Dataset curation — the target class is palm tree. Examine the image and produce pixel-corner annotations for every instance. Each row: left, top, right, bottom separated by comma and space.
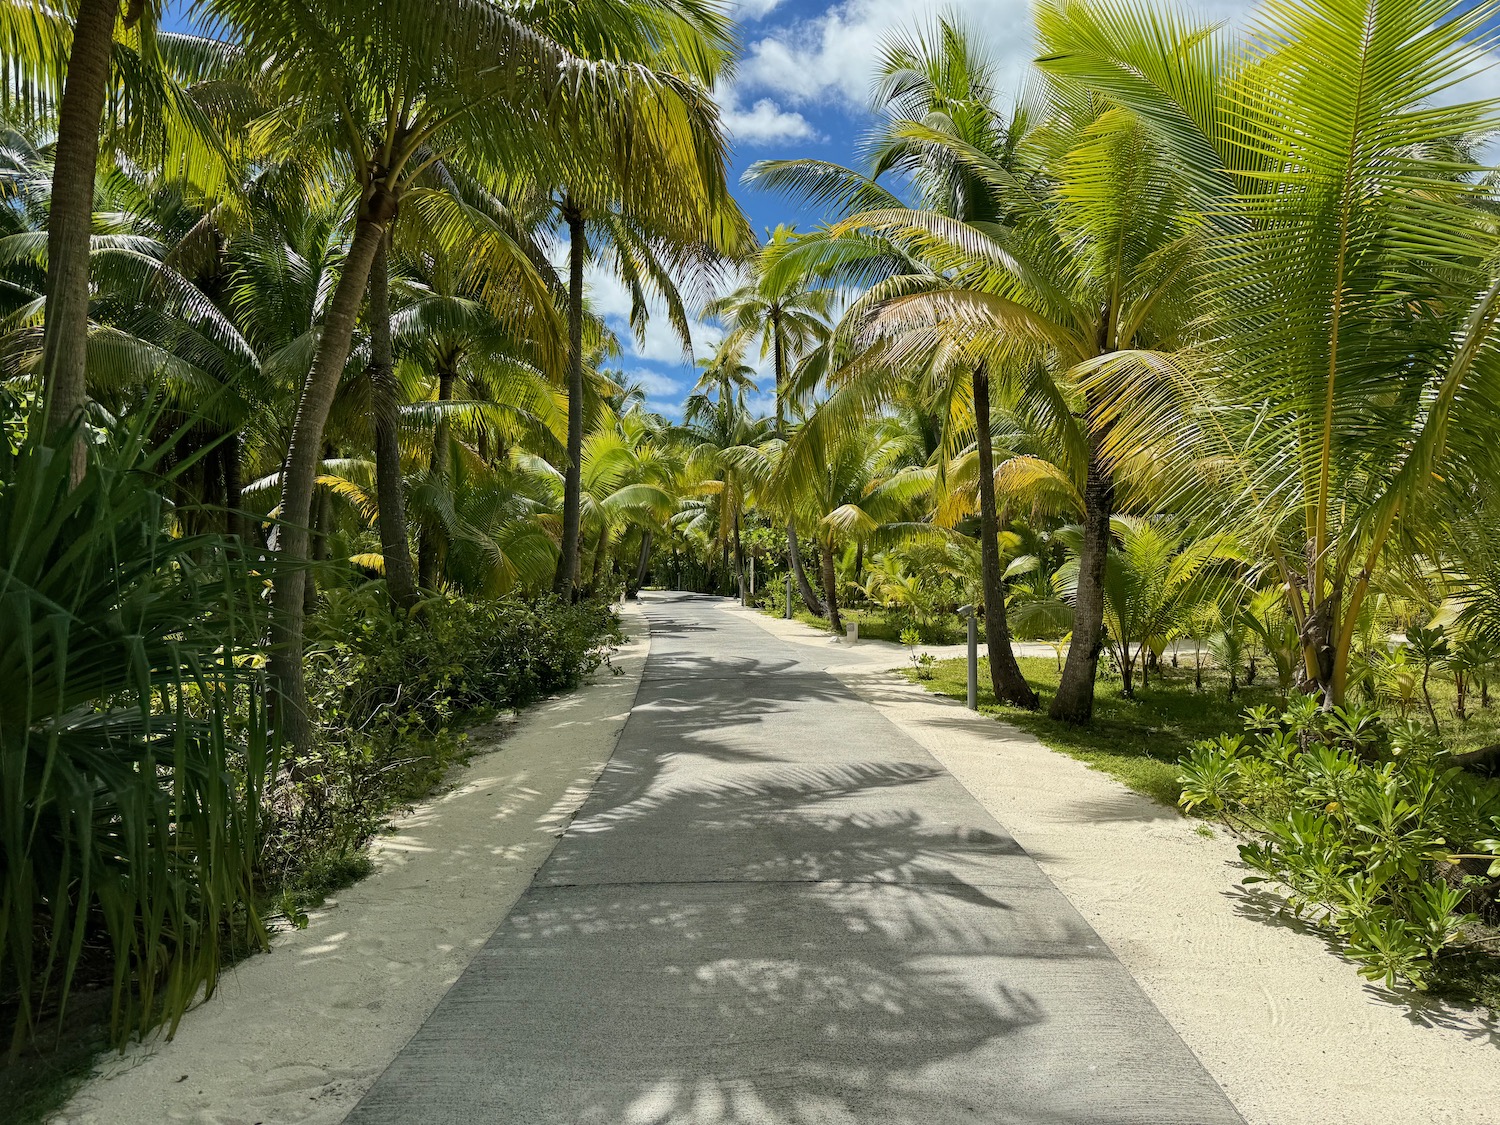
576, 413, 677, 595
705, 226, 835, 613
390, 288, 562, 589
37, 0, 120, 465
677, 372, 772, 601
542, 0, 748, 599
769, 421, 931, 633
747, 20, 1045, 709
1034, 0, 1500, 708
15, 3, 236, 476
822, 52, 1203, 719
1058, 517, 1242, 697
550, 195, 748, 596
204, 0, 739, 748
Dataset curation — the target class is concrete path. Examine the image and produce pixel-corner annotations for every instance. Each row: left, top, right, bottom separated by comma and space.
344, 593, 1242, 1125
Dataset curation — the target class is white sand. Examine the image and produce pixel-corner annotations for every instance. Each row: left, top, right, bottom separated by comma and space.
735, 602, 1500, 1125
53, 606, 648, 1125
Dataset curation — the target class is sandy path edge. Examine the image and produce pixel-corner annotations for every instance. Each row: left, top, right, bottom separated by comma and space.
53, 605, 649, 1125
732, 602, 1500, 1125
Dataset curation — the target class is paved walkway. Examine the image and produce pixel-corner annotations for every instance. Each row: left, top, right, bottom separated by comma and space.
345, 593, 1242, 1125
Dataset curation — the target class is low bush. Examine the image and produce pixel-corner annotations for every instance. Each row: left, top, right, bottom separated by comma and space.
1179, 703, 1500, 992
306, 586, 618, 737
261, 589, 620, 920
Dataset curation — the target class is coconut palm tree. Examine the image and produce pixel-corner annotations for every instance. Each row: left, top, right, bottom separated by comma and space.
10, 3, 240, 476
202, 0, 743, 748
1033, 0, 1500, 708
550, 188, 751, 599
676, 369, 773, 601
774, 423, 931, 633
747, 20, 1047, 709
829, 78, 1204, 720
1056, 517, 1242, 697
704, 226, 834, 613
389, 285, 563, 589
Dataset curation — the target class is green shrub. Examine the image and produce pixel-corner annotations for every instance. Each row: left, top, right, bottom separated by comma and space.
1179, 705, 1500, 990
759, 574, 790, 617
305, 587, 618, 735
258, 589, 621, 916
0, 422, 273, 1049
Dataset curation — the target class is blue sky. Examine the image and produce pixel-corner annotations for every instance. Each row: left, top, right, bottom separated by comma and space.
615, 0, 1220, 416
163, 1, 1500, 418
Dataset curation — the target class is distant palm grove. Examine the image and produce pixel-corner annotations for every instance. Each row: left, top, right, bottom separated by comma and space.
4, 0, 1500, 1082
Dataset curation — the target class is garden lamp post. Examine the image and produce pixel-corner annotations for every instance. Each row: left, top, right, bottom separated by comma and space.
785, 572, 793, 619
958, 604, 978, 710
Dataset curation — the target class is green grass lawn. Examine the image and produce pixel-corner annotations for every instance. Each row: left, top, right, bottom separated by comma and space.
907, 654, 1282, 806
771, 603, 963, 645
904, 651, 1500, 804
1389, 674, 1500, 758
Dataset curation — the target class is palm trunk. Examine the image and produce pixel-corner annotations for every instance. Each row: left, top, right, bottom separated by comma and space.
1050, 432, 1115, 724
223, 430, 245, 544
40, 0, 119, 483
734, 512, 746, 604
269, 200, 393, 752
770, 306, 823, 616
305, 472, 333, 616
788, 523, 825, 616
973, 364, 1038, 709
1297, 572, 1339, 703
821, 537, 843, 634
590, 526, 609, 591
369, 234, 418, 609
418, 365, 456, 587
554, 201, 586, 599
1422, 664, 1441, 732
632, 530, 652, 595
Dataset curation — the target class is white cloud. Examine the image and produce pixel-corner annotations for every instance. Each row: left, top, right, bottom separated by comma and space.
626, 369, 683, 397
738, 0, 1035, 108
644, 398, 686, 420
729, 0, 788, 19
717, 88, 822, 145
580, 261, 714, 364
737, 0, 1252, 109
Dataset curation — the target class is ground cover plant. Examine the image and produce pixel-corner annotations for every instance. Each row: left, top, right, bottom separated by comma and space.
909, 654, 1281, 806
1179, 704, 1500, 1008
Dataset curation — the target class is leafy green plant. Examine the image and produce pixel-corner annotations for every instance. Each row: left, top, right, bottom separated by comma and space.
255, 588, 620, 907
900, 627, 935, 680
1448, 634, 1499, 720
1377, 647, 1420, 720
1177, 736, 1244, 813
1180, 704, 1500, 990
1, 422, 274, 1049
1406, 625, 1451, 732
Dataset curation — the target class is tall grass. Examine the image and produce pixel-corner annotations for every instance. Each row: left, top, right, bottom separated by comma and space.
0, 416, 274, 1052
